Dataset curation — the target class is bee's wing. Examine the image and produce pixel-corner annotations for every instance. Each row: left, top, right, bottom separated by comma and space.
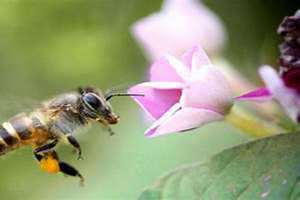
0, 95, 41, 121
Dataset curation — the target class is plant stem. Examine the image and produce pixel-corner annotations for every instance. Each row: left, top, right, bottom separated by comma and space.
225, 106, 285, 138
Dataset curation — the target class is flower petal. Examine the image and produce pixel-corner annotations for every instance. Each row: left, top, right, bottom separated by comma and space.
260, 65, 300, 122
131, 0, 225, 60
213, 59, 256, 94
191, 46, 212, 73
145, 105, 223, 137
181, 65, 233, 114
162, 0, 225, 55
164, 54, 190, 80
128, 83, 182, 120
145, 103, 181, 136
150, 57, 184, 82
130, 13, 168, 60
235, 87, 273, 102
139, 81, 185, 89
181, 46, 211, 71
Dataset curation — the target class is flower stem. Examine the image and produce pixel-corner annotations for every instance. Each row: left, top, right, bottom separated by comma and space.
225, 106, 285, 138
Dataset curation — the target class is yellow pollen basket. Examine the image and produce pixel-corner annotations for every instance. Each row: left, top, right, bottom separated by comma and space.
40, 155, 60, 174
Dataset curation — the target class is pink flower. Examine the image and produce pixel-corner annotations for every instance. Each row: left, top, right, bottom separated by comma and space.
129, 46, 233, 137
237, 65, 300, 123
131, 0, 225, 60
131, 0, 260, 98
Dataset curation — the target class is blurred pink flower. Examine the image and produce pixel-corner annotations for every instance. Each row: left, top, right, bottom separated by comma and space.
131, 0, 225, 60
129, 46, 233, 137
237, 65, 300, 123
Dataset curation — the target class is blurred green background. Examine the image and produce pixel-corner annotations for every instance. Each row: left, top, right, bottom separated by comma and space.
0, 0, 298, 199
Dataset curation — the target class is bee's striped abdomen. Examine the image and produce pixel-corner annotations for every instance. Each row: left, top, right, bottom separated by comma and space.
0, 123, 19, 155
0, 113, 34, 155
9, 114, 33, 140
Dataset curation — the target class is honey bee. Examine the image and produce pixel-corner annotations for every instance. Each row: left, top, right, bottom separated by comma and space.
0, 86, 142, 183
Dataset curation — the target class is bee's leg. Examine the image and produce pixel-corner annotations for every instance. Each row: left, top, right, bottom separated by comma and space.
33, 151, 43, 162
66, 134, 83, 160
33, 150, 84, 185
34, 139, 58, 154
59, 162, 84, 186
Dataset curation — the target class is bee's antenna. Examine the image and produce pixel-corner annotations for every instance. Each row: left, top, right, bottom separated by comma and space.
105, 93, 144, 101
104, 82, 143, 96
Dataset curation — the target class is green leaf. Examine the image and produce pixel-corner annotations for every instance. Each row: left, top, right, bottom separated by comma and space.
139, 133, 300, 200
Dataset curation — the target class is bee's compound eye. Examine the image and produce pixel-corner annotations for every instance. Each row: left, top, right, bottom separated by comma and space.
82, 93, 101, 111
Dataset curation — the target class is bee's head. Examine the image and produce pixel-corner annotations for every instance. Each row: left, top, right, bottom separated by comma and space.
78, 87, 119, 124
78, 86, 144, 125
